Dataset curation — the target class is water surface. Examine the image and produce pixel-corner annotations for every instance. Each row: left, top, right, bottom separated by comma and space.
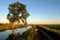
0, 26, 32, 40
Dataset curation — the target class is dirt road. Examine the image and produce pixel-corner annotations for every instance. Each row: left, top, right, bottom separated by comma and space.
33, 25, 60, 40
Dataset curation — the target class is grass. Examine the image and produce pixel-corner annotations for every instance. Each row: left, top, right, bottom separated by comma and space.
0, 23, 60, 36
0, 23, 28, 32
6, 25, 36, 40
0, 23, 36, 40
20, 25, 36, 40
0, 24, 60, 40
41, 25, 60, 30
39, 25, 60, 35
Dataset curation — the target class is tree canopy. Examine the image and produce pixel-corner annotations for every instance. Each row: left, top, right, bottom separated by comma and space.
7, 2, 30, 25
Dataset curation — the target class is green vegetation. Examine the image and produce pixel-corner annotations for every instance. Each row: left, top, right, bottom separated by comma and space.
39, 25, 60, 35
0, 23, 9, 31
41, 25, 60, 30
0, 23, 28, 32
20, 25, 36, 40
7, 2, 30, 27
6, 25, 36, 40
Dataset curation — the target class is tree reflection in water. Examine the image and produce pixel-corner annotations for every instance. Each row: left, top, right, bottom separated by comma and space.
6, 33, 21, 40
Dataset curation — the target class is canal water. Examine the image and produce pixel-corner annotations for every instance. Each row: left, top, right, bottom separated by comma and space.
0, 26, 32, 40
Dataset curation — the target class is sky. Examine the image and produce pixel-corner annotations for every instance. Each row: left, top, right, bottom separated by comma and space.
0, 0, 60, 24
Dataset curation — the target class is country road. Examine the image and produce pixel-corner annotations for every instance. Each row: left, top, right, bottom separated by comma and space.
33, 25, 60, 40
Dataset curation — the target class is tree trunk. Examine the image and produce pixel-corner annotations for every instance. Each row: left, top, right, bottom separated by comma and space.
11, 22, 16, 35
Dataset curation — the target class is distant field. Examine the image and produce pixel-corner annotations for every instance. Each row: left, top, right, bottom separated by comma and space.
0, 23, 27, 32
0, 23, 60, 35
41, 25, 60, 30
39, 25, 60, 35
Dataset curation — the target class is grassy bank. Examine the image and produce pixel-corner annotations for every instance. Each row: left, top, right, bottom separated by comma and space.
39, 25, 60, 35
41, 25, 60, 30
6, 25, 36, 40
20, 25, 36, 40
0, 24, 28, 32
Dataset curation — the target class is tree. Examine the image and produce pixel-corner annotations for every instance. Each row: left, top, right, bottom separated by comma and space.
7, 2, 30, 33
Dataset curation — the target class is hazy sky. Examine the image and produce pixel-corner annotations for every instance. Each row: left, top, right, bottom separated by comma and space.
0, 0, 60, 24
